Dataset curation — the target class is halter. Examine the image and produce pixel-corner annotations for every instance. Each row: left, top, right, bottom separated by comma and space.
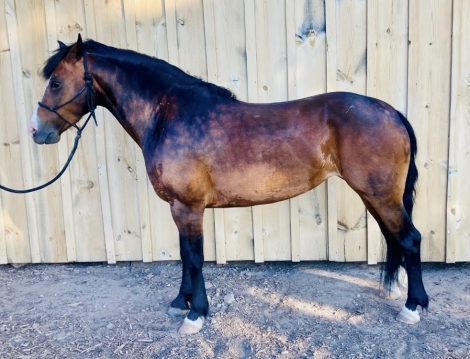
38, 51, 98, 130
0, 52, 97, 194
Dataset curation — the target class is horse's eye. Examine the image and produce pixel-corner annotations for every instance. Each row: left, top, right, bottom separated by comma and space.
50, 81, 61, 89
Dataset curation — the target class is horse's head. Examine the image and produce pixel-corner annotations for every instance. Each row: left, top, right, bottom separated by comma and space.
29, 34, 92, 144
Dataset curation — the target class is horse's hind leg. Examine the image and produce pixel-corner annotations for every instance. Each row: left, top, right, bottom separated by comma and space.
363, 203, 403, 299
360, 195, 429, 324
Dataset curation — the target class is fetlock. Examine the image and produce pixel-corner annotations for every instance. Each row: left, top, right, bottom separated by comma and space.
171, 293, 190, 311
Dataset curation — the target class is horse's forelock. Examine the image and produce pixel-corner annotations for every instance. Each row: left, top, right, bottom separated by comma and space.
42, 44, 73, 79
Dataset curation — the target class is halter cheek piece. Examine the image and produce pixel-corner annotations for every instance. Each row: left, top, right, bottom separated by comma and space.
0, 52, 97, 194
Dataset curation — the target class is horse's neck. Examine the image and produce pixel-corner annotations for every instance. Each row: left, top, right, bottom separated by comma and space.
93, 66, 162, 147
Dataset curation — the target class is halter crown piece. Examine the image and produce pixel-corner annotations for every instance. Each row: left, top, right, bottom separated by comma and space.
0, 51, 97, 194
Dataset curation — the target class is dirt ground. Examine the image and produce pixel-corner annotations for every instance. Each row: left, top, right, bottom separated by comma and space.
0, 261, 469, 359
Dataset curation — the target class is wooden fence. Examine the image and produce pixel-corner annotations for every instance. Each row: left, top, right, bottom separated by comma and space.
0, 0, 468, 264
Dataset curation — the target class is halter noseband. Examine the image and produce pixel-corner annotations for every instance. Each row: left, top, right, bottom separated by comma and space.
0, 52, 97, 194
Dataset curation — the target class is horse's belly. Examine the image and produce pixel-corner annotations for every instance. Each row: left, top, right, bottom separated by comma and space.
209, 163, 328, 207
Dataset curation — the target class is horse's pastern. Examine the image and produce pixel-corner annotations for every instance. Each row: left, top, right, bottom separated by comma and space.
167, 306, 189, 316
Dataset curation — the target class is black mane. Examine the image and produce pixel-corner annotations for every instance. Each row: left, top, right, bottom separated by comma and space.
42, 39, 235, 100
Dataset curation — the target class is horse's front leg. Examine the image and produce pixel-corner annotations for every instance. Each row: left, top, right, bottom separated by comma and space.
167, 236, 192, 316
169, 201, 208, 334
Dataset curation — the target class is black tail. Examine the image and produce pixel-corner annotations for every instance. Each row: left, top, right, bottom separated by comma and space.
397, 111, 418, 218
382, 111, 418, 290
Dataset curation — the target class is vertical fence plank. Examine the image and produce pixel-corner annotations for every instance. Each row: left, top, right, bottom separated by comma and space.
0, 0, 30, 264
213, 210, 226, 264
366, 0, 409, 264
122, 0, 152, 262
294, 0, 328, 261
206, 0, 254, 262
164, 0, 179, 66
187, 0, 216, 263
285, 1, 300, 262
174, 0, 207, 78
0, 37, 6, 264
49, 0, 107, 263
209, 0, 249, 100
203, 211, 216, 261
0, 195, 5, 264
142, 0, 180, 262
82, 0, 116, 264
166, 0, 217, 262
244, 0, 264, 263
145, 0, 179, 262
127, 0, 180, 262
201, 0, 225, 263
202, 0, 217, 85
175, 0, 217, 262
43, 0, 77, 262
447, 0, 470, 263
408, 1, 452, 262
8, 0, 67, 263
201, 2, 218, 263
331, 0, 367, 262
254, 0, 291, 261
4, 0, 39, 264
29, 0, 69, 263
91, 0, 143, 262
325, 0, 338, 262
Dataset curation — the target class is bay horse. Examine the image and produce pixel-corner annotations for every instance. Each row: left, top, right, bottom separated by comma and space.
29, 35, 428, 334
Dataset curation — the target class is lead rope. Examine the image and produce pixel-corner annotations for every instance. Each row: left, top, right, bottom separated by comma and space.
0, 52, 97, 194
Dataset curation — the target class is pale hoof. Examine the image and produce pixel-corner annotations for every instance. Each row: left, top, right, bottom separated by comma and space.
178, 316, 204, 335
167, 306, 189, 316
396, 305, 420, 324
380, 282, 401, 300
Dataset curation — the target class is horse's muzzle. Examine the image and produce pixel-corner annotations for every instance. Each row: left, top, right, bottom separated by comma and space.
32, 130, 61, 144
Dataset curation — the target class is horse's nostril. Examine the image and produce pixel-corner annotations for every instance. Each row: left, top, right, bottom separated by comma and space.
28, 125, 37, 136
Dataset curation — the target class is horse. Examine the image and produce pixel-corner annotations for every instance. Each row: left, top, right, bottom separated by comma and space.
29, 34, 428, 334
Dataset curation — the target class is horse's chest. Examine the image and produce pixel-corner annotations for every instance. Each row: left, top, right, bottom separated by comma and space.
145, 161, 170, 200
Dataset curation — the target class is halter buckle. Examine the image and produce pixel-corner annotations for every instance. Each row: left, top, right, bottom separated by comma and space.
84, 73, 93, 85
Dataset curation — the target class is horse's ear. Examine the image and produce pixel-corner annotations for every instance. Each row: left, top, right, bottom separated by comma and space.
66, 33, 84, 60
57, 40, 67, 50
75, 33, 84, 58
